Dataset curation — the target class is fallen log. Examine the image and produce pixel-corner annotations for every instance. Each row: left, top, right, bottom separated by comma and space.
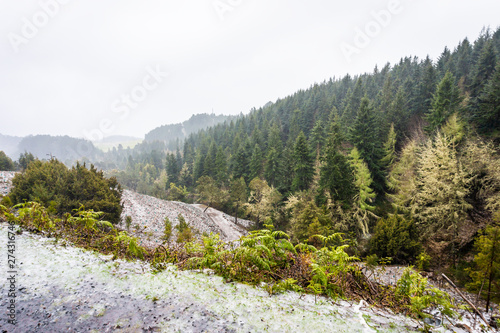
441, 273, 490, 328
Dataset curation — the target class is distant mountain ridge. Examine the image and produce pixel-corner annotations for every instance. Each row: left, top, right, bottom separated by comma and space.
16, 135, 102, 164
144, 113, 237, 147
0, 134, 22, 158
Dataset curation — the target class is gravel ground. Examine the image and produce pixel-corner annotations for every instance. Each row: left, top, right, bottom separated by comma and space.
120, 190, 253, 248
363, 264, 499, 331
0, 171, 16, 196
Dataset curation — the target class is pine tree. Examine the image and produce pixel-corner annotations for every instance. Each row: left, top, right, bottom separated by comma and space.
436, 46, 452, 76
387, 87, 408, 139
319, 109, 355, 206
380, 123, 397, 174
470, 40, 498, 100
214, 146, 228, 185
417, 57, 437, 116
165, 153, 179, 186
292, 131, 314, 192
349, 97, 384, 192
348, 147, 376, 212
203, 142, 217, 178
249, 144, 264, 180
341, 78, 365, 127
412, 132, 472, 258
477, 61, 500, 132
232, 141, 251, 183
454, 38, 473, 87
310, 120, 326, 157
264, 147, 281, 188
426, 71, 463, 133
230, 177, 247, 224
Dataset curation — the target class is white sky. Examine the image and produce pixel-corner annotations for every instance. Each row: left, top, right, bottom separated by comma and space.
0, 0, 499, 140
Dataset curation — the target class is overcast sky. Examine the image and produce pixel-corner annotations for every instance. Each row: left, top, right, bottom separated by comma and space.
0, 0, 499, 141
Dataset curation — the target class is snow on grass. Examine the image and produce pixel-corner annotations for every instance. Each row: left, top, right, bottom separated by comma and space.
1, 223, 419, 332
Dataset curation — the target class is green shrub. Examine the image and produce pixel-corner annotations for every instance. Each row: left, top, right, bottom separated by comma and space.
9, 159, 122, 223
370, 214, 421, 264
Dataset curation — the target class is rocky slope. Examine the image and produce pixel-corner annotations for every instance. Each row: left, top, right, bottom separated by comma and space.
120, 190, 252, 248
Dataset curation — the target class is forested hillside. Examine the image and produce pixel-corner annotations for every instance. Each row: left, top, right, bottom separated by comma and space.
110, 27, 500, 277
144, 113, 237, 149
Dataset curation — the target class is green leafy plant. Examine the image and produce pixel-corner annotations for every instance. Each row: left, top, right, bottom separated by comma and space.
396, 267, 456, 330
416, 251, 432, 271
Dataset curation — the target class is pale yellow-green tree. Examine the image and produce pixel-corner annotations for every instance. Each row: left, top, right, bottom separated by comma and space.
387, 139, 420, 212
411, 132, 472, 255
245, 177, 281, 225
196, 175, 228, 212
348, 148, 376, 212
348, 148, 375, 238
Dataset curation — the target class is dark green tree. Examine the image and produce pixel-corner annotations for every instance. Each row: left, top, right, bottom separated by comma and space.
319, 109, 355, 206
249, 144, 264, 180
0, 151, 15, 171
230, 177, 247, 224
341, 78, 365, 127
349, 97, 384, 192
426, 71, 463, 133
232, 141, 251, 183
166, 153, 179, 186
292, 131, 314, 192
470, 40, 498, 100
310, 119, 326, 157
477, 61, 500, 132
416, 56, 437, 116
214, 146, 228, 186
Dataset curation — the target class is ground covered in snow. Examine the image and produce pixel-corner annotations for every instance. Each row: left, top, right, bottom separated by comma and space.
0, 223, 425, 333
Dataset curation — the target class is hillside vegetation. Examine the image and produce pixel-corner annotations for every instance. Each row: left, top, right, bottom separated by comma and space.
2, 27, 500, 321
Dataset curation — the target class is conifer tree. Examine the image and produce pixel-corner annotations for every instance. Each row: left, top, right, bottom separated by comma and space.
232, 140, 251, 183
319, 109, 355, 206
417, 57, 437, 115
426, 71, 463, 133
380, 123, 397, 177
350, 97, 384, 192
230, 177, 247, 224
310, 120, 326, 157
387, 88, 408, 139
264, 147, 281, 188
341, 78, 365, 127
214, 146, 228, 185
477, 61, 500, 132
470, 40, 498, 100
249, 144, 264, 180
348, 148, 376, 212
165, 153, 179, 186
292, 131, 314, 192
412, 132, 472, 257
